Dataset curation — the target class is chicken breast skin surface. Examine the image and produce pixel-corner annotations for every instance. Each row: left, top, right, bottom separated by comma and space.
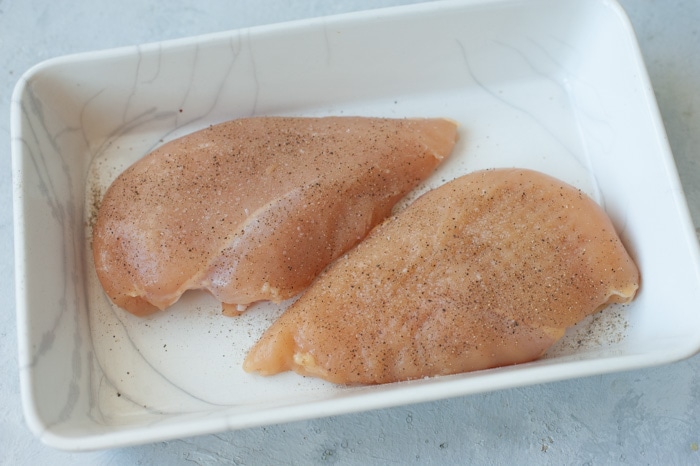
92, 116, 458, 316
244, 168, 640, 385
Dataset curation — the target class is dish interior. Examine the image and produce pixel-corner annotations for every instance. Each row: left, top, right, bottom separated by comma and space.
13, 0, 700, 450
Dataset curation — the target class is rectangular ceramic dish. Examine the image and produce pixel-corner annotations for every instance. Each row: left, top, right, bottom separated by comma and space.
12, 0, 700, 450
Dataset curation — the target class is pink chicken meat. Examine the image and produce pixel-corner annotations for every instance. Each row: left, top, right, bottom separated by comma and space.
92, 116, 458, 316
244, 168, 640, 385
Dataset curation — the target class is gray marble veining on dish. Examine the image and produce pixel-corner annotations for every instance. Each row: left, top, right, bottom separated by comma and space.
14, 77, 92, 432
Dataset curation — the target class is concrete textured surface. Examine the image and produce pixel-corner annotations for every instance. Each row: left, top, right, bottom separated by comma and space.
1, 0, 699, 463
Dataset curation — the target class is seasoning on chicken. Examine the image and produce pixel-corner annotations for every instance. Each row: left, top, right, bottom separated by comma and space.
92, 116, 458, 316
244, 168, 640, 385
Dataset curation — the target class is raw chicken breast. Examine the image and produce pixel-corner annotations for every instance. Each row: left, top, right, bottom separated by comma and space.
92, 116, 458, 316
244, 168, 640, 385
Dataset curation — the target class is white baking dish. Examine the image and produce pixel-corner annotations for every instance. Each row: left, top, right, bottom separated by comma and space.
12, 0, 700, 450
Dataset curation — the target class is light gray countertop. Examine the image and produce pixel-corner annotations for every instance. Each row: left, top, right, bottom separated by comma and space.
1, 0, 699, 463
